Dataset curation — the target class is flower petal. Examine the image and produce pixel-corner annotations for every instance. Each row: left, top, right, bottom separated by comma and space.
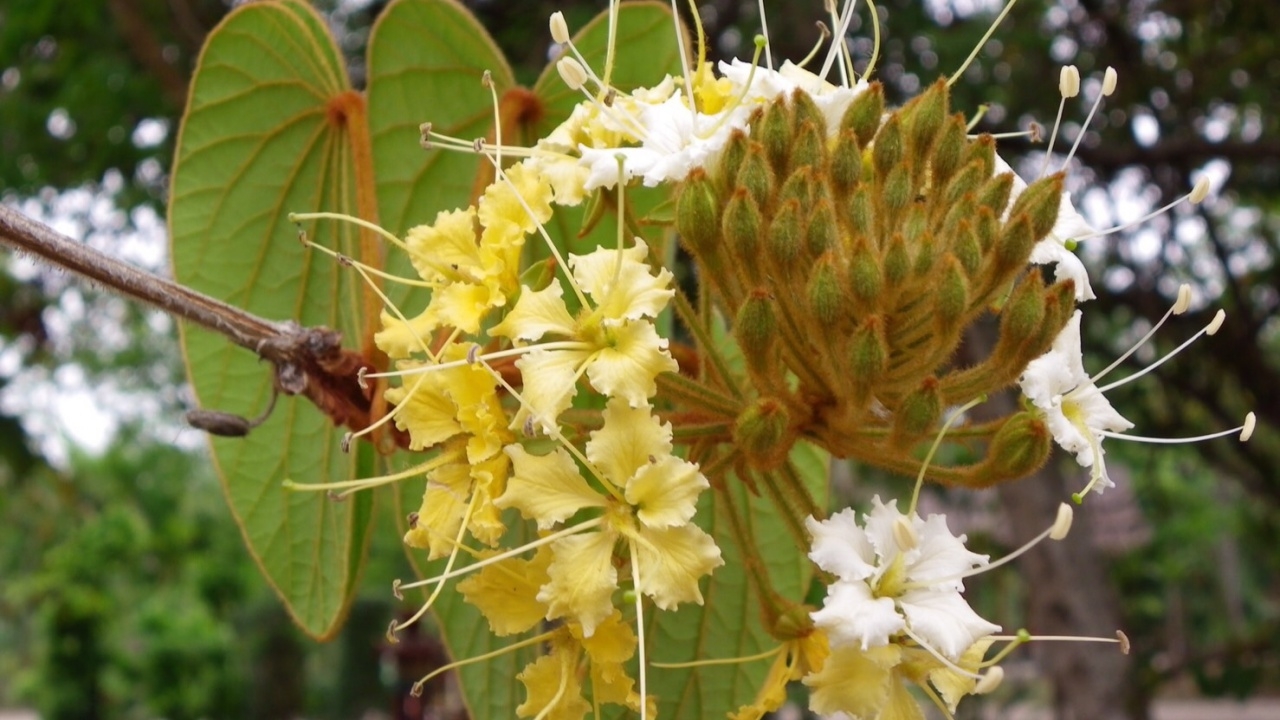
539, 531, 619, 637
811, 580, 905, 650
586, 397, 672, 491
490, 282, 577, 341
898, 588, 1001, 660
633, 524, 723, 610
498, 445, 605, 530
802, 644, 901, 718
806, 509, 877, 581
627, 455, 707, 529
584, 321, 678, 404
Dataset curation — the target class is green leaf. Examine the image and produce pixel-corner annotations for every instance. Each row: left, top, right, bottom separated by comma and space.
168, 0, 373, 639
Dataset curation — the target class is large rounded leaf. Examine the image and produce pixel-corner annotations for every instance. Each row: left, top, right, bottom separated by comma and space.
168, 0, 374, 639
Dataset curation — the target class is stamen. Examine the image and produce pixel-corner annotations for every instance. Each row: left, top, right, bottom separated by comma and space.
948, 0, 1023, 87
756, 0, 774, 70
795, 22, 833, 70
281, 452, 457, 497
863, 0, 882, 79
892, 515, 918, 551
548, 11, 570, 44
1097, 413, 1254, 445
669, 0, 696, 118
901, 627, 984, 681
1039, 65, 1080, 177
393, 492, 483, 634
602, 0, 620, 89
630, 539, 649, 720
651, 645, 784, 668
557, 57, 589, 91
1073, 180, 1214, 242
362, 342, 590, 381
410, 632, 552, 697
908, 502, 1074, 587
965, 104, 989, 131
973, 666, 1004, 694
1049, 503, 1074, 540
1090, 283, 1192, 384
1096, 307, 1224, 392
816, 0, 858, 89
1060, 67, 1117, 171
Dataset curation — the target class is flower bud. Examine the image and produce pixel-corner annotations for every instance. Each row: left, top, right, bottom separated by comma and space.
830, 129, 864, 196
735, 290, 779, 362
736, 143, 774, 209
716, 129, 750, 190
723, 188, 762, 261
1009, 174, 1064, 242
935, 256, 969, 323
808, 255, 845, 326
767, 199, 804, 267
676, 169, 720, 253
848, 236, 883, 308
1101, 66, 1118, 96
999, 274, 1048, 347
841, 81, 885, 148
930, 115, 968, 189
906, 79, 949, 159
983, 411, 1052, 483
808, 198, 838, 256
849, 316, 888, 381
790, 120, 825, 173
872, 115, 905, 183
734, 397, 793, 469
895, 377, 942, 440
760, 98, 793, 174
1189, 175, 1211, 204
883, 234, 910, 286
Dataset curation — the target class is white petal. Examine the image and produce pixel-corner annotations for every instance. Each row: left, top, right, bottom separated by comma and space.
811, 580, 904, 650
862, 496, 909, 566
899, 589, 1001, 660
907, 514, 989, 591
806, 509, 877, 581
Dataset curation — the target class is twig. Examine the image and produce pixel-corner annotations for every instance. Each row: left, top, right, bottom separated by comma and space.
0, 203, 377, 434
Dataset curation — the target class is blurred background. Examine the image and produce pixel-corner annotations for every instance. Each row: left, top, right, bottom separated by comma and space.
1, 0, 1276, 718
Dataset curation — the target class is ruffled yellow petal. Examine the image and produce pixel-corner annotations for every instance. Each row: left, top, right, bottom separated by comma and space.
585, 321, 679, 404
880, 675, 926, 720
404, 462, 470, 559
479, 161, 553, 236
633, 524, 722, 610
511, 346, 589, 434
457, 548, 551, 636
585, 398, 672, 491
570, 241, 674, 322
573, 610, 637, 668
403, 207, 478, 281
539, 531, 618, 637
497, 445, 605, 530
426, 281, 502, 335
803, 644, 901, 717
515, 645, 591, 720
467, 452, 510, 547
384, 372, 461, 451
627, 455, 707, 529
928, 638, 993, 713
374, 307, 436, 359
490, 282, 577, 341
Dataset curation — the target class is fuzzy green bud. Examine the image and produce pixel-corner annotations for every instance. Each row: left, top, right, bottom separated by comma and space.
734, 397, 793, 469
983, 411, 1051, 483
723, 188, 763, 261
999, 274, 1048, 347
717, 129, 750, 191
831, 129, 863, 196
518, 256, 557, 293
1009, 174, 1065, 242
848, 236, 883, 308
768, 199, 804, 267
847, 186, 873, 239
760, 99, 792, 174
808, 255, 845, 326
930, 115, 968, 189
675, 169, 720, 253
790, 88, 825, 137
906, 79, 949, 159
841, 82, 885, 148
950, 220, 982, 276
976, 171, 1014, 218
995, 215, 1036, 270
942, 161, 984, 210
935, 255, 969, 323
883, 234, 910, 286
849, 315, 888, 381
959, 134, 996, 180
790, 120, 826, 173
808, 198, 838, 256
895, 376, 942, 440
736, 143, 774, 209
872, 115, 905, 183
779, 167, 816, 209
734, 289, 779, 361
882, 164, 913, 221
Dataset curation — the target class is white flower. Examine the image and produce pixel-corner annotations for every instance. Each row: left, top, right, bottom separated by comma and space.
995, 155, 1097, 302
578, 60, 867, 190
1019, 310, 1134, 492
806, 497, 1000, 660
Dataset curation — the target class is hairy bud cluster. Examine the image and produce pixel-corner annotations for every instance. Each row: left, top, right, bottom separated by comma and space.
677, 80, 1071, 483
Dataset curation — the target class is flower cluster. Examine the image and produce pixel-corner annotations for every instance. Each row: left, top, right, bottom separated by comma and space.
286, 1, 1254, 717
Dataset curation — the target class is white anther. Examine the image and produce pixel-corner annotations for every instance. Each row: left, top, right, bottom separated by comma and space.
549, 12, 570, 44
892, 516, 918, 551
1190, 176, 1211, 204
481, 69, 493, 88
1059, 65, 1080, 98
974, 667, 1005, 694
466, 344, 480, 365
1240, 412, 1256, 442
557, 57, 588, 90
1116, 630, 1131, 655
1050, 503, 1074, 540
1101, 66, 1118, 96
1173, 284, 1192, 315
1206, 309, 1226, 335
419, 122, 433, 148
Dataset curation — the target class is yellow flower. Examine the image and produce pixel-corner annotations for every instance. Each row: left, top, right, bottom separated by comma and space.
496, 398, 722, 636
491, 239, 679, 434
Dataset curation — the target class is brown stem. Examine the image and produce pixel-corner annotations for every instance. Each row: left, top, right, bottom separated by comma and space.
0, 203, 379, 435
